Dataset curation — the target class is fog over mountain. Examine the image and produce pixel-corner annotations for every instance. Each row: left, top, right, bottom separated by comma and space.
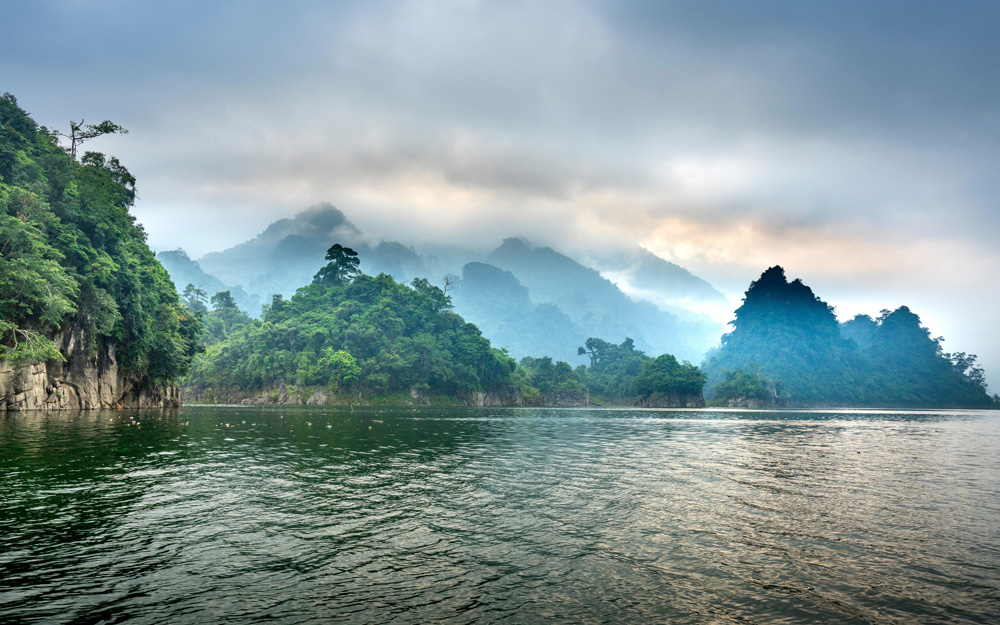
5, 1, 999, 389
171, 203, 724, 364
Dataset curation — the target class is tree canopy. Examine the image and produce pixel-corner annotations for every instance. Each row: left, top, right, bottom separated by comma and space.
0, 93, 199, 382
703, 266, 995, 407
185, 262, 519, 400
313, 244, 361, 286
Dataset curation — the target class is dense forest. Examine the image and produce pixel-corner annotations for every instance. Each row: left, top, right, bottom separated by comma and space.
0, 93, 199, 391
703, 266, 997, 408
182, 245, 707, 407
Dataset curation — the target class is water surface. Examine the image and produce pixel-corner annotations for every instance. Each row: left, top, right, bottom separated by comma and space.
2, 406, 998, 624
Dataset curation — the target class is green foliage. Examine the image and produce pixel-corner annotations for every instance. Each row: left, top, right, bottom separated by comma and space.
182, 283, 208, 313
711, 364, 782, 405
704, 266, 994, 407
573, 336, 706, 403
0, 94, 198, 385
186, 267, 518, 399
518, 356, 584, 398
313, 244, 360, 286
635, 353, 707, 398
577, 337, 644, 400
0, 320, 62, 367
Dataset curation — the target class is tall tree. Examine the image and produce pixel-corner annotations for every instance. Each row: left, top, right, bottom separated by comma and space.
56, 119, 128, 161
313, 244, 361, 286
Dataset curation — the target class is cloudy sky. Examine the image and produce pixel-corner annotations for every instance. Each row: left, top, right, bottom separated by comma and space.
4, 0, 1000, 388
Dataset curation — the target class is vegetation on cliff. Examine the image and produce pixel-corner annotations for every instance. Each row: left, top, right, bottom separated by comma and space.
0, 93, 200, 385
703, 266, 996, 407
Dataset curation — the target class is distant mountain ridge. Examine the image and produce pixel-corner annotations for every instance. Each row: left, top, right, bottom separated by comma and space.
479, 237, 717, 362
589, 246, 728, 314
159, 203, 726, 363
197, 203, 428, 301
156, 250, 260, 314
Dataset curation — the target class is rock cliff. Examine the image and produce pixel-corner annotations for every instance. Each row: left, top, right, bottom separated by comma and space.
0, 330, 179, 411
636, 393, 706, 408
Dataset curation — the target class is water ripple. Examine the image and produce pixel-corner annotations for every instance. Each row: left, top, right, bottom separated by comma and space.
1, 407, 998, 624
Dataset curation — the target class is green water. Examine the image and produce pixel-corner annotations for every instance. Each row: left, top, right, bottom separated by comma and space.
1, 406, 998, 624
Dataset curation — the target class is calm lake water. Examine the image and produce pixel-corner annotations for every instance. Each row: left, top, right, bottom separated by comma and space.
1, 406, 998, 624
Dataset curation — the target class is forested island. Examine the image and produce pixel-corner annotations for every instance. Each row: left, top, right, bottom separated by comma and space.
703, 266, 997, 408
180, 245, 706, 407
1, 93, 996, 411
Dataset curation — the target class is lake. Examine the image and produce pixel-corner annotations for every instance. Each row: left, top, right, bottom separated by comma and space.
1, 406, 998, 624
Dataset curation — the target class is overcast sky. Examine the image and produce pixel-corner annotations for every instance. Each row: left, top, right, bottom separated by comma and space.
4, 0, 999, 388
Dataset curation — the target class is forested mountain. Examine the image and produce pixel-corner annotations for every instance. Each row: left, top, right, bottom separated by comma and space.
156, 249, 260, 314
197, 203, 428, 301
450, 262, 586, 363
0, 93, 199, 409
184, 269, 519, 403
484, 238, 720, 362
160, 204, 725, 363
183, 245, 708, 407
703, 266, 995, 407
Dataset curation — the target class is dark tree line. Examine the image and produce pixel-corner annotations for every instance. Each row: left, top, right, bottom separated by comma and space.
704, 266, 996, 408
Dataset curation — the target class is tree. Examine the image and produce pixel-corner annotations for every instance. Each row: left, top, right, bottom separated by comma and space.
57, 119, 128, 161
80, 152, 136, 206
313, 244, 361, 286
210, 290, 238, 311
636, 354, 706, 398
182, 283, 208, 313
0, 95, 197, 385
411, 277, 452, 312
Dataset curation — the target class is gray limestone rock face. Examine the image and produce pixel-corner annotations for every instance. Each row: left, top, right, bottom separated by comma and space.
306, 390, 328, 406
0, 329, 179, 412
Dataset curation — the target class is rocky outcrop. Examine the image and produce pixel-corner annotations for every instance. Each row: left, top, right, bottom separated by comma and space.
636, 393, 706, 408
723, 396, 787, 409
306, 390, 328, 405
463, 388, 524, 407
0, 330, 179, 412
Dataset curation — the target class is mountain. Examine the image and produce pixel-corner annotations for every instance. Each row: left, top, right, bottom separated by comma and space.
588, 246, 728, 313
184, 272, 521, 405
450, 262, 586, 363
197, 203, 428, 301
161, 204, 726, 364
156, 250, 261, 314
702, 266, 995, 407
485, 238, 720, 363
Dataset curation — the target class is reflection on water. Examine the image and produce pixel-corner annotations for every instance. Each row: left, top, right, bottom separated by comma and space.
1, 406, 998, 624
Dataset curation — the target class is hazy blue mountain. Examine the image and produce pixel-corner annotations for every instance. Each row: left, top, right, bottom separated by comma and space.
450, 262, 587, 363
156, 250, 261, 314
197, 203, 428, 300
702, 266, 994, 407
485, 238, 720, 362
588, 246, 727, 313
184, 204, 725, 363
